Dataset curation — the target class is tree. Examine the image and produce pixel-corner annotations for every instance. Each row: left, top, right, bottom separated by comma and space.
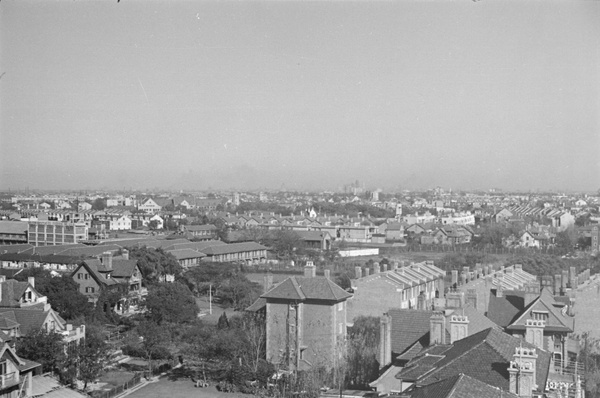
148, 220, 159, 230
218, 275, 262, 310
16, 270, 92, 320
345, 316, 380, 388
578, 332, 600, 397
91, 198, 106, 210
127, 246, 182, 282
16, 330, 65, 374
555, 227, 577, 252
143, 282, 197, 325
138, 320, 170, 375
78, 325, 109, 390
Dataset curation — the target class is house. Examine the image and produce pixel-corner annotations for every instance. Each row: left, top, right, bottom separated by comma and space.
247, 263, 352, 370
137, 198, 162, 214
399, 373, 518, 398
494, 208, 513, 223
199, 242, 268, 264
0, 276, 85, 344
71, 251, 145, 313
109, 215, 131, 231
487, 283, 575, 373
430, 225, 472, 245
402, 212, 436, 225
0, 342, 41, 398
440, 212, 475, 226
181, 224, 217, 240
388, 328, 552, 397
0, 221, 28, 245
348, 261, 445, 320
294, 231, 332, 250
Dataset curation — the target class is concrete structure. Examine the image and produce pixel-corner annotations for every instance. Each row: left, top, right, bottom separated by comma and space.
27, 221, 88, 246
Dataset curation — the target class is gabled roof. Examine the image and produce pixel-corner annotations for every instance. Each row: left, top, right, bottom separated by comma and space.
396, 328, 551, 392
262, 276, 352, 302
168, 249, 206, 261
507, 288, 574, 333
110, 259, 140, 278
0, 279, 33, 307
0, 307, 58, 335
405, 373, 519, 398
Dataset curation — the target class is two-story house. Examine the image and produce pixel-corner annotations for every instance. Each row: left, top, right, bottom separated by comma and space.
0, 342, 41, 398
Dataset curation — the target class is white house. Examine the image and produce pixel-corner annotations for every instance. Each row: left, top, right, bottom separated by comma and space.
138, 198, 162, 214
109, 215, 132, 231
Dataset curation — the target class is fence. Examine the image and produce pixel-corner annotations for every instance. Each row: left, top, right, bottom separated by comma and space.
91, 372, 143, 398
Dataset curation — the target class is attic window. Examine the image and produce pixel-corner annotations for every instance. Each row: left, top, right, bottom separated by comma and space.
531, 311, 549, 321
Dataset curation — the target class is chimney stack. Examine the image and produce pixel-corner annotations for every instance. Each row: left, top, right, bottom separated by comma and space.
466, 289, 477, 309
324, 269, 331, 280
264, 273, 273, 293
303, 261, 316, 278
379, 314, 392, 368
28, 276, 35, 288
0, 275, 5, 283
122, 249, 129, 260
373, 262, 380, 274
496, 273, 504, 297
449, 314, 469, 343
524, 281, 540, 307
355, 266, 362, 279
102, 252, 113, 270
429, 311, 446, 345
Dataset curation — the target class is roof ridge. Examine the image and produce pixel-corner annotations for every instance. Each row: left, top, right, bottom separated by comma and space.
447, 373, 464, 398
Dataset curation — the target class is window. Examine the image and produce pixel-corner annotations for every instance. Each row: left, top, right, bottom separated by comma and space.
85, 287, 95, 293
0, 360, 6, 375
77, 273, 82, 280
84, 274, 89, 280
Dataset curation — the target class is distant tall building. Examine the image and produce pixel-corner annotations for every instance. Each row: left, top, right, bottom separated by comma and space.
232, 192, 240, 206
396, 203, 403, 217
28, 221, 88, 246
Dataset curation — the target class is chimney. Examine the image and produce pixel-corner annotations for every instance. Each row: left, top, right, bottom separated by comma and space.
554, 274, 562, 296
324, 269, 331, 280
373, 262, 380, 274
379, 314, 392, 368
0, 275, 5, 283
391, 262, 398, 271
561, 270, 569, 291
355, 266, 363, 279
524, 282, 540, 307
122, 249, 129, 260
382, 263, 388, 272
364, 268, 370, 277
102, 252, 113, 270
569, 266, 577, 281
496, 273, 504, 297
446, 291, 464, 309
514, 264, 522, 272
28, 276, 35, 288
264, 273, 273, 293
429, 311, 446, 345
525, 319, 545, 349
417, 292, 425, 310
466, 289, 477, 309
449, 314, 469, 343
509, 346, 537, 397
303, 261, 316, 278
451, 270, 458, 287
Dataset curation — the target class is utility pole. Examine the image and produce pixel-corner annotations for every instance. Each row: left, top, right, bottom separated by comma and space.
209, 284, 212, 315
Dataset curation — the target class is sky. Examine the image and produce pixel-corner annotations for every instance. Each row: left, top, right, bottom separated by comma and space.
1, 0, 598, 192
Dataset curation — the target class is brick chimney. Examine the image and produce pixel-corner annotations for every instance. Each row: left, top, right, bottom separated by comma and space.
509, 346, 538, 397
304, 261, 316, 278
355, 266, 362, 279
28, 276, 35, 288
122, 249, 129, 260
324, 269, 331, 280
379, 314, 392, 368
373, 262, 380, 274
466, 289, 477, 309
451, 270, 458, 286
524, 282, 540, 308
0, 275, 6, 283
449, 314, 469, 343
101, 252, 113, 270
445, 291, 464, 309
496, 273, 504, 297
429, 311, 446, 345
264, 273, 273, 293
417, 292, 425, 310
525, 319, 545, 349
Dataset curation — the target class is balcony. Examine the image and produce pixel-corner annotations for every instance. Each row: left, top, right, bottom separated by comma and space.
0, 372, 19, 389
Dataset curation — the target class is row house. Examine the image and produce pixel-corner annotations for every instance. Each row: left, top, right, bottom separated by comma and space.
402, 212, 436, 225
200, 242, 268, 264
0, 222, 28, 245
180, 224, 218, 240
348, 261, 446, 321
440, 211, 475, 226
0, 253, 80, 272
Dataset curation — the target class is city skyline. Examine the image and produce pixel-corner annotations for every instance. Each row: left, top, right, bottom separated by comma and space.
1, 1, 599, 192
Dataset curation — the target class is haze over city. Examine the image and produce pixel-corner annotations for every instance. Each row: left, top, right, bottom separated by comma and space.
1, 1, 598, 192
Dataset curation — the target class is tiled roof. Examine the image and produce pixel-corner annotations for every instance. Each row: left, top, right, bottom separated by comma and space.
0, 244, 34, 254
262, 276, 352, 302
0, 221, 27, 234
0, 279, 29, 307
110, 259, 139, 278
0, 307, 52, 335
167, 249, 206, 260
507, 288, 574, 333
397, 327, 551, 392
406, 373, 519, 398
200, 242, 268, 256
388, 309, 438, 356
486, 290, 524, 327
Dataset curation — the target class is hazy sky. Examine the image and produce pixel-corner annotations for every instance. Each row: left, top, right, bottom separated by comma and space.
1, 1, 598, 192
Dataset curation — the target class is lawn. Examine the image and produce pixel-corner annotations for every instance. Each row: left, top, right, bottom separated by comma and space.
127, 376, 250, 398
